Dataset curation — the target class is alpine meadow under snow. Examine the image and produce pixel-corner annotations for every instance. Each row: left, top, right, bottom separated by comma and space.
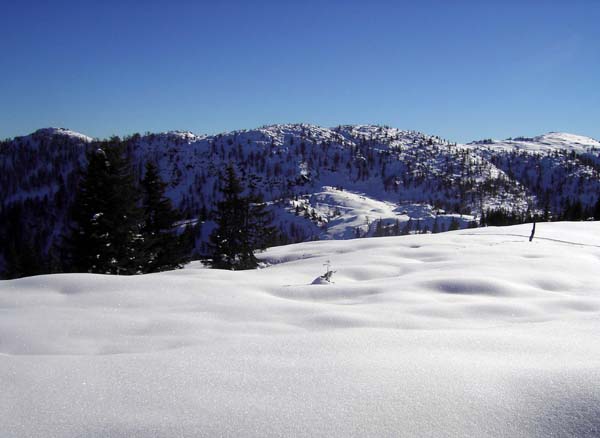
2, 222, 600, 437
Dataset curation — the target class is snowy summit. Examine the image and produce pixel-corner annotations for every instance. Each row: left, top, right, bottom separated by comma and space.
470, 131, 600, 153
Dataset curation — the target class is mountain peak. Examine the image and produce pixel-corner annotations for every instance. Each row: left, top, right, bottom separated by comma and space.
32, 127, 93, 143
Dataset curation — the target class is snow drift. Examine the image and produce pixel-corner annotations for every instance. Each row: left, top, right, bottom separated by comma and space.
1, 222, 600, 437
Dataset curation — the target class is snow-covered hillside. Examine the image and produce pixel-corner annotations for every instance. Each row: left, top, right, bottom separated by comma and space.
287, 186, 472, 239
469, 132, 600, 215
2, 222, 600, 437
470, 132, 600, 153
2, 123, 600, 277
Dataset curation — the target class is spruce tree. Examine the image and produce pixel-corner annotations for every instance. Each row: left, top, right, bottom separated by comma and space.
374, 218, 385, 237
208, 165, 252, 269
66, 141, 143, 274
448, 217, 461, 231
0, 203, 45, 278
401, 218, 413, 235
140, 161, 188, 272
392, 218, 400, 236
244, 191, 277, 253
208, 165, 274, 270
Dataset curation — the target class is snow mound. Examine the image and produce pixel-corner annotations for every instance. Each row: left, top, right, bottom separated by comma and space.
1, 222, 600, 437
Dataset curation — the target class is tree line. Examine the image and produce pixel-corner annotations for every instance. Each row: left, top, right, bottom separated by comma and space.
2, 141, 276, 278
63, 141, 192, 275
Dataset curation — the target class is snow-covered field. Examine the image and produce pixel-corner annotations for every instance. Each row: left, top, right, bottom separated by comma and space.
2, 223, 600, 437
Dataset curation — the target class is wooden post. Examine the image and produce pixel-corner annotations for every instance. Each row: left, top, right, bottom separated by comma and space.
529, 221, 536, 242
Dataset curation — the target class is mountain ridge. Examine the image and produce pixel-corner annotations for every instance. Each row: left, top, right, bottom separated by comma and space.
11, 124, 600, 153
2, 123, 600, 278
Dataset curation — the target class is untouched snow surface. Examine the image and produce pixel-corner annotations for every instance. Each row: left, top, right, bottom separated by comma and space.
2, 222, 600, 437
470, 132, 600, 153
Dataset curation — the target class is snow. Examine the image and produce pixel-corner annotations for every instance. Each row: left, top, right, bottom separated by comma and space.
33, 127, 94, 143
2, 222, 600, 437
469, 131, 600, 153
146, 130, 205, 144
288, 186, 474, 239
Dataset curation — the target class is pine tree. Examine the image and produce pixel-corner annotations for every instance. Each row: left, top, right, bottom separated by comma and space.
244, 191, 277, 253
392, 218, 400, 236
66, 141, 143, 274
448, 217, 461, 231
0, 203, 46, 278
401, 218, 413, 235
208, 165, 253, 269
140, 161, 189, 272
208, 165, 275, 270
374, 218, 385, 237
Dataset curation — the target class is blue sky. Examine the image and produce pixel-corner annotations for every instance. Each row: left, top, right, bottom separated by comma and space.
1, 0, 599, 142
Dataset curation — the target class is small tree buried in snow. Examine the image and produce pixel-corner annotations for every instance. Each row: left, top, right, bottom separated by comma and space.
312, 260, 336, 284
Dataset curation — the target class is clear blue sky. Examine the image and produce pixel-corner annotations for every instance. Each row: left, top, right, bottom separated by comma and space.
1, 0, 599, 142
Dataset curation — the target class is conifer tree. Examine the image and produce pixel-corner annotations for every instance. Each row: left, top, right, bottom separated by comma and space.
244, 191, 277, 253
392, 218, 401, 236
401, 218, 413, 235
208, 165, 275, 270
448, 217, 461, 231
208, 165, 252, 269
374, 218, 385, 237
66, 140, 143, 274
0, 203, 45, 278
140, 161, 189, 272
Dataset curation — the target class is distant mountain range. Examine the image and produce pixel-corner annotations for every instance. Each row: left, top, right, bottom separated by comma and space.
2, 124, 600, 276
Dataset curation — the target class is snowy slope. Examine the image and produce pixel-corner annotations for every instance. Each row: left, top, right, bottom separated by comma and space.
2, 222, 600, 437
288, 186, 473, 239
470, 131, 600, 153
469, 132, 600, 215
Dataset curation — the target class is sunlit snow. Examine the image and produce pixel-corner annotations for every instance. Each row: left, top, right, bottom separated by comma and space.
1, 222, 600, 437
